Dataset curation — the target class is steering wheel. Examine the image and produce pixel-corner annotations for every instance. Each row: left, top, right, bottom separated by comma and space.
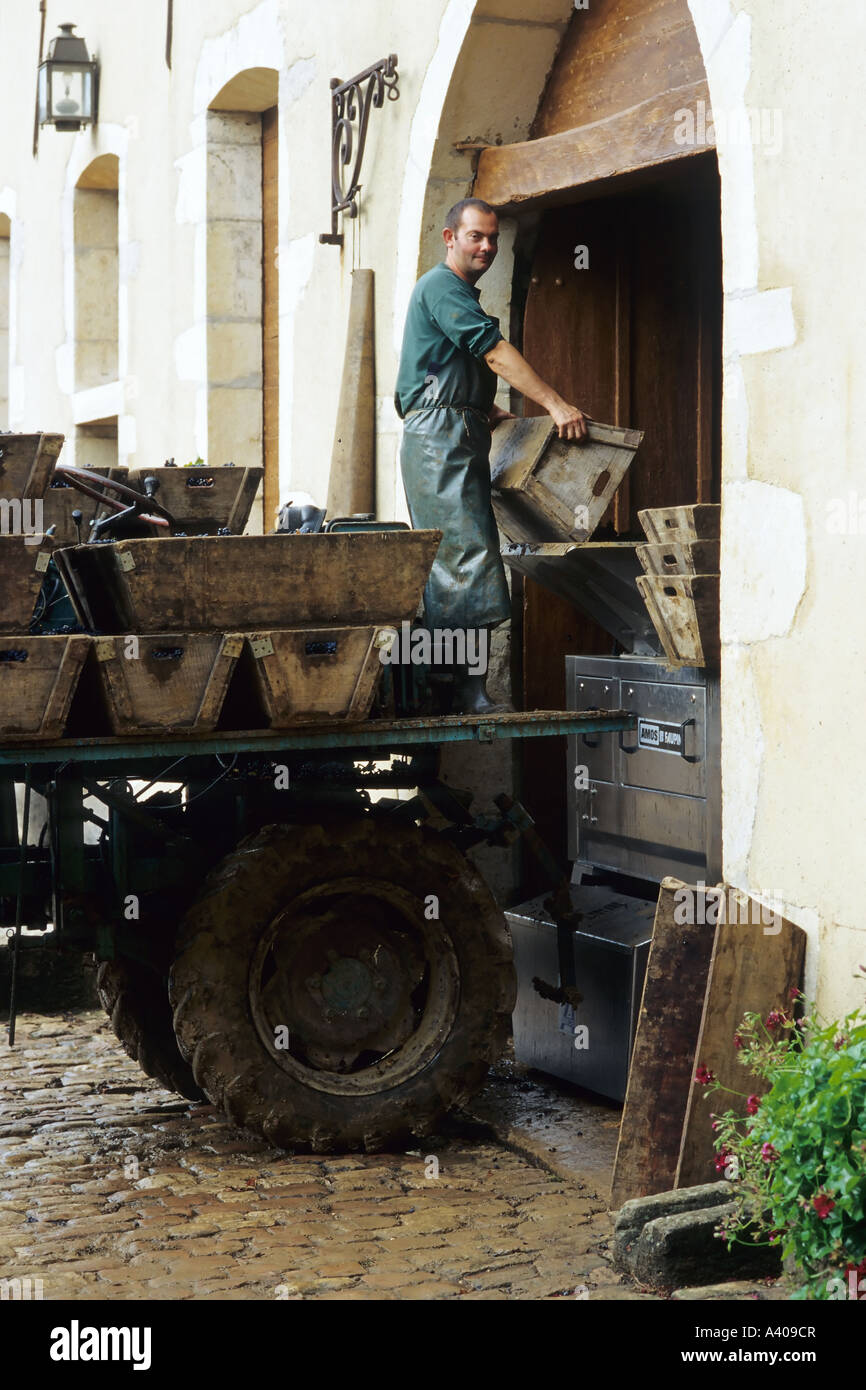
52, 466, 175, 535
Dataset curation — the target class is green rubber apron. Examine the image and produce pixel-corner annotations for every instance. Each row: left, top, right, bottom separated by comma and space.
400, 399, 510, 632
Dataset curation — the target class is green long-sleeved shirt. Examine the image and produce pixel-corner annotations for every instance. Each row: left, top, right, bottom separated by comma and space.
394, 261, 503, 419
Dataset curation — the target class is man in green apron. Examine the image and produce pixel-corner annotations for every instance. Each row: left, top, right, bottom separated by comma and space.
395, 198, 588, 714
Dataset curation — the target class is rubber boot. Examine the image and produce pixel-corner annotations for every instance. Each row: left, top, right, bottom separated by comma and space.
450, 666, 512, 716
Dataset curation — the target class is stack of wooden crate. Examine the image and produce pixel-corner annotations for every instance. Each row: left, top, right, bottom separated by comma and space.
54, 531, 441, 733
0, 433, 91, 740
635, 504, 720, 669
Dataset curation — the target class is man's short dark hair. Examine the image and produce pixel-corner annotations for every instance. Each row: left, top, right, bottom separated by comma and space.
445, 198, 497, 233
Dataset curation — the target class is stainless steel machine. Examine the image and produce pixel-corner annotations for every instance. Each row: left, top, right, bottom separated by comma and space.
503, 544, 722, 1099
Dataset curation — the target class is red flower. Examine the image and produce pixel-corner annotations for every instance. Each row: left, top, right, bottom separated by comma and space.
761, 1142, 778, 1163
694, 1065, 716, 1086
834, 1034, 848, 1051
733, 1033, 744, 1050
746, 1094, 761, 1116
788, 986, 801, 1002
714, 1150, 730, 1173
765, 1010, 784, 1028
812, 1192, 836, 1220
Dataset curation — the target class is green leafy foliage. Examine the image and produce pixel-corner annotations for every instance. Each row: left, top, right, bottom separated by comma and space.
698, 974, 866, 1300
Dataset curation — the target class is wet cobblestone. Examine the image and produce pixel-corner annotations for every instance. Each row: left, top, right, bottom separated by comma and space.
0, 1011, 656, 1301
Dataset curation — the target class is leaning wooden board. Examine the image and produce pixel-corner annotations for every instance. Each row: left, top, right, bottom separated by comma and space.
610, 877, 716, 1209
675, 897, 806, 1189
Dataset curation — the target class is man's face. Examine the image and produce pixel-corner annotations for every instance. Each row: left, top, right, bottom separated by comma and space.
444, 208, 499, 283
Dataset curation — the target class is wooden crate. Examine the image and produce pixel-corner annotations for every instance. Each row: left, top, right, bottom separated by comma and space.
42, 467, 130, 545
127, 465, 263, 535
637, 539, 719, 577
638, 503, 720, 544
247, 626, 391, 726
489, 418, 643, 543
54, 531, 442, 634
0, 433, 64, 499
0, 538, 54, 633
0, 635, 90, 740
636, 573, 720, 669
94, 633, 244, 734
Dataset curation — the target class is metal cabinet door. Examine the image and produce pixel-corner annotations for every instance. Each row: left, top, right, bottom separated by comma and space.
617, 679, 706, 797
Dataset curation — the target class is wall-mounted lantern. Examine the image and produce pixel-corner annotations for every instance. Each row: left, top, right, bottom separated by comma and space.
37, 23, 98, 132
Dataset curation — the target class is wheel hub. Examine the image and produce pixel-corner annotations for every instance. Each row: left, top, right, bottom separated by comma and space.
248, 876, 460, 1095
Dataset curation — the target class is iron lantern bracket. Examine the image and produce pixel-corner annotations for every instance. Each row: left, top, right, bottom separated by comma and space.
320, 54, 399, 247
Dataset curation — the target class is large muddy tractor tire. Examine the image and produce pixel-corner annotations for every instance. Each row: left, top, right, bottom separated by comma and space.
168, 817, 516, 1151
96, 957, 204, 1102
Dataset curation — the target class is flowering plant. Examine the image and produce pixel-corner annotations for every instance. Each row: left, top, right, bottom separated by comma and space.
694, 975, 866, 1300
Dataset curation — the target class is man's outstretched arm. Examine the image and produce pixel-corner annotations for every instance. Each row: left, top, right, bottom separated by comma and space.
484, 340, 588, 441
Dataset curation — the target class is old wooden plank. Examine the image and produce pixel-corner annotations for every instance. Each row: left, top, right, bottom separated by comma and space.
533, 0, 708, 140
475, 80, 711, 213
610, 876, 715, 1208
676, 893, 807, 1189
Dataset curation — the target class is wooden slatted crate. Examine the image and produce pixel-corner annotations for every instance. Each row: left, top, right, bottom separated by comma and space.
636, 573, 720, 669
638, 503, 720, 544
0, 433, 65, 499
94, 633, 244, 734
489, 418, 643, 543
636, 539, 720, 576
0, 538, 54, 633
126, 465, 263, 535
54, 531, 442, 634
0, 635, 90, 740
246, 626, 393, 726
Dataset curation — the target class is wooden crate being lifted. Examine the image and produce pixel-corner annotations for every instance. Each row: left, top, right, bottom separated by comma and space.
489, 418, 643, 543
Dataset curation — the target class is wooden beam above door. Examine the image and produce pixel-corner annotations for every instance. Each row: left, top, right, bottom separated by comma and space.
474, 80, 712, 214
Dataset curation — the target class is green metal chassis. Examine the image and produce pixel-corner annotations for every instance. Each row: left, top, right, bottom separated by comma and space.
0, 709, 635, 971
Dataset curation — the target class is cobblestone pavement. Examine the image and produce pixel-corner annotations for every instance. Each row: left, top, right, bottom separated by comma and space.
0, 1011, 654, 1302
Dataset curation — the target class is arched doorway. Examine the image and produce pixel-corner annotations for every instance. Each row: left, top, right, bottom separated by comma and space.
207, 68, 279, 529
424, 0, 722, 879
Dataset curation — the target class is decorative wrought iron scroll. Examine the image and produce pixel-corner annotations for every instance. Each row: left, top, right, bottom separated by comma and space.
320, 54, 399, 246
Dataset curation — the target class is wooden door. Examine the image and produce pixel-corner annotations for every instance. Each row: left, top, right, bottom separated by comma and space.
262, 107, 279, 530
517, 164, 722, 876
